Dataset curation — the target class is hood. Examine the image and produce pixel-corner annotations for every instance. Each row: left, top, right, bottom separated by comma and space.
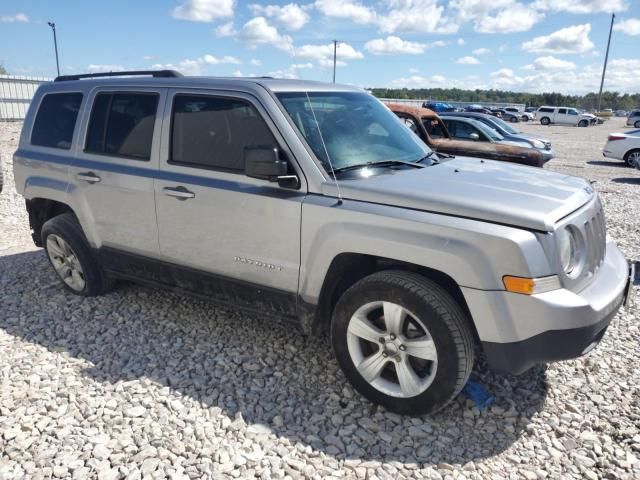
581, 113, 596, 119
430, 138, 543, 167
322, 157, 593, 231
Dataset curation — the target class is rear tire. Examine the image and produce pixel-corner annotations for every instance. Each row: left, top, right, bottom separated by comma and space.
634, 120, 640, 128
41, 213, 113, 296
624, 149, 640, 167
540, 117, 550, 125
331, 270, 475, 415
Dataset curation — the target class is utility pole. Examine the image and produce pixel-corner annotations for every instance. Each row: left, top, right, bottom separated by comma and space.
597, 13, 615, 113
47, 22, 60, 77
332, 40, 338, 84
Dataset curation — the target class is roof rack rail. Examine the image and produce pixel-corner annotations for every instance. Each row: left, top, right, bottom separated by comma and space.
54, 70, 183, 82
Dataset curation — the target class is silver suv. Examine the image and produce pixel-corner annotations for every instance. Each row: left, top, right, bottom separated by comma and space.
13, 71, 632, 415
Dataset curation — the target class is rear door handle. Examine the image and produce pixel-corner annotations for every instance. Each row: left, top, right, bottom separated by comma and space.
76, 172, 101, 184
163, 186, 195, 200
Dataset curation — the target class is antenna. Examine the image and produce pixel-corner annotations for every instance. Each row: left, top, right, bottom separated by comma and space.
332, 40, 338, 84
305, 91, 343, 204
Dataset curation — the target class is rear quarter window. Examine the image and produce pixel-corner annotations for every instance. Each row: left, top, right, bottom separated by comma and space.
31, 92, 83, 149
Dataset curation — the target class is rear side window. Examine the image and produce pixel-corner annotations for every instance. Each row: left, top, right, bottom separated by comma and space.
31, 92, 83, 149
558, 108, 567, 114
86, 92, 159, 160
170, 95, 277, 172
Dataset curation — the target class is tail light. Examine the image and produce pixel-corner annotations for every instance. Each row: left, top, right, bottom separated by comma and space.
607, 135, 626, 141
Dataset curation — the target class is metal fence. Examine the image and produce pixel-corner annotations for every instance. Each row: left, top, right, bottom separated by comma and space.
378, 98, 526, 111
0, 75, 52, 121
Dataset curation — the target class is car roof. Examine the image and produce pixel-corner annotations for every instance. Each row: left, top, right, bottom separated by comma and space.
40, 74, 363, 94
441, 116, 502, 134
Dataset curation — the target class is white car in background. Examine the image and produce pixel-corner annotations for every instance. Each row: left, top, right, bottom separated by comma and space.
504, 107, 535, 121
602, 129, 640, 166
536, 106, 595, 127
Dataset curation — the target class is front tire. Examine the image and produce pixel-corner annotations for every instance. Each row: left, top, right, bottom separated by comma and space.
42, 213, 113, 296
331, 270, 474, 415
540, 117, 550, 125
578, 120, 589, 127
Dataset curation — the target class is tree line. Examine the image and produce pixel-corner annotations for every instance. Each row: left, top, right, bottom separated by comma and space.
369, 87, 640, 111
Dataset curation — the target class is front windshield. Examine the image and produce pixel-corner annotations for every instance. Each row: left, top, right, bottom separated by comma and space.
489, 116, 519, 134
276, 91, 431, 173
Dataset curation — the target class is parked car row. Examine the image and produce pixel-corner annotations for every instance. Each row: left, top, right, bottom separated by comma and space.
387, 104, 553, 167
421, 103, 533, 122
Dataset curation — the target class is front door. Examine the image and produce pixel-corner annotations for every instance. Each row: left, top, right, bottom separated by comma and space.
154, 89, 305, 317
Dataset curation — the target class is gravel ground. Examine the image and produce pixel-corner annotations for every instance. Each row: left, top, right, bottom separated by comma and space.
1, 118, 639, 480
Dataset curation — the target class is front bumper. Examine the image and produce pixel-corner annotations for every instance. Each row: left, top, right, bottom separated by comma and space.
540, 149, 554, 162
462, 240, 631, 375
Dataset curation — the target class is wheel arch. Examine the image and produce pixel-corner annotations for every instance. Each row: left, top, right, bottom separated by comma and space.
26, 197, 77, 247
307, 252, 479, 343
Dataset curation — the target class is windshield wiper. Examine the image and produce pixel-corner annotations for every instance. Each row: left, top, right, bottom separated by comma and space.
416, 151, 440, 164
333, 159, 426, 174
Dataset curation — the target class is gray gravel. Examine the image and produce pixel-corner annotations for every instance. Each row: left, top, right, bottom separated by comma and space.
1, 119, 639, 479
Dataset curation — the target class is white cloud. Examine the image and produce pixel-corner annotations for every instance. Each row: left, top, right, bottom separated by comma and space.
456, 56, 481, 64
364, 36, 429, 55
152, 54, 241, 75
0, 13, 28, 22
172, 0, 235, 22
238, 17, 293, 51
87, 64, 124, 72
390, 74, 450, 88
472, 48, 491, 55
532, 0, 628, 14
522, 24, 594, 54
250, 58, 262, 66
290, 62, 313, 69
378, 0, 457, 34
314, 0, 376, 24
614, 18, 640, 36
476, 3, 543, 33
293, 42, 364, 68
215, 22, 236, 37
523, 55, 576, 71
409, 67, 420, 73
250, 3, 310, 31
142, 55, 154, 61
202, 54, 241, 64
457, 38, 465, 45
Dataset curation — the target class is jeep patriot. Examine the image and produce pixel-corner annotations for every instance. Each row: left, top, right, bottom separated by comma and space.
13, 71, 632, 414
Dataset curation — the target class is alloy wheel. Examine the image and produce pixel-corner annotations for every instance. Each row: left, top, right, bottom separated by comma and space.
46, 234, 86, 291
346, 301, 438, 398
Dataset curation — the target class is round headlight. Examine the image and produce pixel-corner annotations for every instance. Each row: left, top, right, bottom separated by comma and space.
532, 139, 545, 149
557, 227, 579, 275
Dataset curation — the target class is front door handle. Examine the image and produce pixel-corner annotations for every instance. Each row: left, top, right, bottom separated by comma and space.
76, 172, 101, 184
163, 186, 195, 200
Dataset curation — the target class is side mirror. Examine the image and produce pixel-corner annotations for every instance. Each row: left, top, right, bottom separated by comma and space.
244, 146, 299, 189
469, 132, 480, 141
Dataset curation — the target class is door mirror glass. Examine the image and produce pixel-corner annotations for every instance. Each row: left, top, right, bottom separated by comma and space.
244, 146, 289, 179
469, 132, 480, 141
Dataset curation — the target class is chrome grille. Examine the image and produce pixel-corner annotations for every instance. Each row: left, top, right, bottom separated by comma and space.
583, 204, 606, 275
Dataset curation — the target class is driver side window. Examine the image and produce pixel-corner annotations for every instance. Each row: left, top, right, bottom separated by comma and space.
170, 94, 278, 172
453, 121, 482, 140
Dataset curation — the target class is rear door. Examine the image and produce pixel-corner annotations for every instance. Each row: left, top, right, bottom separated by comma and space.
154, 89, 305, 316
69, 87, 166, 257
556, 108, 568, 124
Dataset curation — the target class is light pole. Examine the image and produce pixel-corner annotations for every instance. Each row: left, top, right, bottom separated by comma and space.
47, 22, 60, 77
597, 14, 615, 113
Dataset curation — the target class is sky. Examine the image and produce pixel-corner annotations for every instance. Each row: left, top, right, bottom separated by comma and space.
0, 0, 639, 94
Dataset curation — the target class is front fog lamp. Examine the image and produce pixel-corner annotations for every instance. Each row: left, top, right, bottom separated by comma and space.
557, 226, 580, 275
